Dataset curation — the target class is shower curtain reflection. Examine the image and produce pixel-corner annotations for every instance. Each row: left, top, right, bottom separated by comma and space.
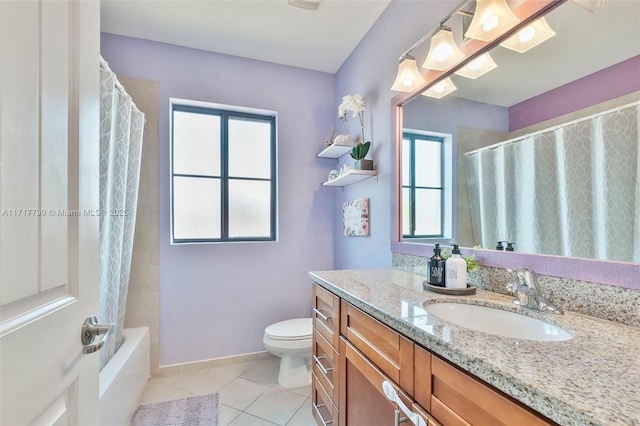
98, 58, 145, 370
465, 102, 639, 262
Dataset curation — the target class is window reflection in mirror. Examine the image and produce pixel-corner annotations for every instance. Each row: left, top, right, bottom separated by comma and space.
399, 0, 640, 262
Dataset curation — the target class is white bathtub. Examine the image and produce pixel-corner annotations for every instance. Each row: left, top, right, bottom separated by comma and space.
100, 327, 150, 426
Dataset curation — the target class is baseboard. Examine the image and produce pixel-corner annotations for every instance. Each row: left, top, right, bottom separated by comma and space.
151, 350, 275, 377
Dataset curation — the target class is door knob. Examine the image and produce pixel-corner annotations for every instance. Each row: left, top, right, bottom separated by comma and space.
81, 316, 115, 354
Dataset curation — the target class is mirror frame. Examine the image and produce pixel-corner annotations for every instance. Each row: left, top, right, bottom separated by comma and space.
390, 0, 640, 290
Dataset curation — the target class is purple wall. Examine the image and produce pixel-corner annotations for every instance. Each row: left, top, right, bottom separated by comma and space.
509, 55, 640, 131
101, 34, 336, 365
332, 0, 455, 269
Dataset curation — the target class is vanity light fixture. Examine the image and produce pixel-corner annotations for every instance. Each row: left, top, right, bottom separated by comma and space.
464, 0, 520, 42
499, 17, 556, 53
421, 77, 457, 99
422, 26, 465, 71
391, 54, 426, 92
454, 52, 498, 79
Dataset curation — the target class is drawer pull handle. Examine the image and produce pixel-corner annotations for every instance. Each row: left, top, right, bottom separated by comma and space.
313, 308, 331, 321
382, 381, 427, 426
313, 355, 335, 375
312, 402, 333, 425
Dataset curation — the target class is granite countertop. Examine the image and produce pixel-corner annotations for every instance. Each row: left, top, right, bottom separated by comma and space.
309, 269, 640, 426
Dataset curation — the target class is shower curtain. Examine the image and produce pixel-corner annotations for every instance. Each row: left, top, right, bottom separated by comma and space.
99, 58, 145, 370
465, 102, 639, 262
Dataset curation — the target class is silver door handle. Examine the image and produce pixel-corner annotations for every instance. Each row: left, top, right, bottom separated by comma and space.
383, 381, 427, 426
313, 308, 331, 321
81, 316, 115, 354
395, 409, 408, 426
312, 402, 333, 425
313, 355, 335, 376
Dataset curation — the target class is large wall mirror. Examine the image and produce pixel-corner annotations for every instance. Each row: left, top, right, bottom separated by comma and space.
394, 0, 640, 285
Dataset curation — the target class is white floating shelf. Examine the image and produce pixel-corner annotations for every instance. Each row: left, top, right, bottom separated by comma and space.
323, 169, 377, 187
317, 143, 354, 159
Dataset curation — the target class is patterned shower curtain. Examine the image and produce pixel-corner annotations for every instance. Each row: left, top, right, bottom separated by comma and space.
464, 102, 639, 262
98, 58, 145, 370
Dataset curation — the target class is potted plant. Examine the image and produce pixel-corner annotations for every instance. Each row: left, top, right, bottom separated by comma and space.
338, 94, 374, 170
350, 141, 372, 170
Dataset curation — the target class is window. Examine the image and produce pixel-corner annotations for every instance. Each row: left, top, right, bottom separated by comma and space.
171, 101, 276, 243
402, 132, 444, 238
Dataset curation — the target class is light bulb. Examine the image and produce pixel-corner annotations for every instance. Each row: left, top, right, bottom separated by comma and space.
433, 83, 445, 93
468, 57, 484, 70
518, 26, 536, 42
482, 15, 499, 32
433, 44, 453, 62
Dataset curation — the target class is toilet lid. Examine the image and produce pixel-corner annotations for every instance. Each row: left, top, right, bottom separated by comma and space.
265, 318, 312, 340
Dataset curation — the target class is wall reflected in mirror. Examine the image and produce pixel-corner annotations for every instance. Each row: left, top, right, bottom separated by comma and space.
400, 0, 640, 262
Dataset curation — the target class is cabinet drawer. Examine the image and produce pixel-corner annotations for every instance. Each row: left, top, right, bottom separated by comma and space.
313, 328, 339, 406
340, 301, 414, 396
431, 356, 553, 426
313, 284, 340, 349
312, 372, 339, 426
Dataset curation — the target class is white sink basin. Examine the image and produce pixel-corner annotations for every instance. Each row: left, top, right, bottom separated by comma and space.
424, 302, 572, 341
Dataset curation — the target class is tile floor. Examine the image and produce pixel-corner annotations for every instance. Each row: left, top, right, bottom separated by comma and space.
138, 357, 315, 426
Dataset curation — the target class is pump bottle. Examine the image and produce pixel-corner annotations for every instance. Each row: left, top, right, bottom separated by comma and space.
445, 244, 467, 289
427, 243, 446, 287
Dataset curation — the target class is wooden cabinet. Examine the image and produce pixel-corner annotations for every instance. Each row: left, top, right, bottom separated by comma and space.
312, 285, 341, 424
313, 285, 340, 349
415, 345, 554, 426
340, 300, 414, 396
312, 284, 554, 426
339, 337, 414, 426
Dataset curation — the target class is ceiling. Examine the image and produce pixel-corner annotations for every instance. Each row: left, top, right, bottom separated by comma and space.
100, 0, 391, 74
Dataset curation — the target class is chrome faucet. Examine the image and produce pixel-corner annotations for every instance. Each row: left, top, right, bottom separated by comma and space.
506, 268, 563, 315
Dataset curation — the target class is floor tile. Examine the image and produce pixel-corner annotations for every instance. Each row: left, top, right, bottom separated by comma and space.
240, 358, 280, 385
229, 412, 279, 426
213, 361, 258, 377
137, 378, 196, 405
272, 384, 311, 398
286, 399, 314, 426
158, 367, 238, 396
219, 377, 271, 411
244, 387, 307, 425
219, 403, 243, 426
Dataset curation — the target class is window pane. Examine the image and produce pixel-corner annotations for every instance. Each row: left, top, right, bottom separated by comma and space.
173, 176, 220, 239
415, 188, 441, 235
228, 117, 272, 179
415, 139, 441, 188
402, 188, 410, 235
402, 138, 410, 186
173, 111, 220, 176
228, 180, 271, 238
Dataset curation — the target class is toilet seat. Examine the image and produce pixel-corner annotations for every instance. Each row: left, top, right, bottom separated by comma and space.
265, 318, 312, 341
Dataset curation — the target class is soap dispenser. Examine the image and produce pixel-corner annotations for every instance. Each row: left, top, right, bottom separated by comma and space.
445, 244, 467, 289
427, 243, 446, 287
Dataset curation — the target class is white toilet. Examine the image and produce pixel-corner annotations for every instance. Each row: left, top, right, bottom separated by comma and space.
263, 318, 313, 388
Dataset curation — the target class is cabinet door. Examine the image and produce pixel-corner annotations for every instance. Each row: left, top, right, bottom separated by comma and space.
341, 301, 414, 395
431, 356, 554, 425
339, 337, 416, 426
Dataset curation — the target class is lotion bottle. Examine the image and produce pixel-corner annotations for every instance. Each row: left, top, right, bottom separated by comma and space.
427, 243, 446, 287
445, 244, 467, 289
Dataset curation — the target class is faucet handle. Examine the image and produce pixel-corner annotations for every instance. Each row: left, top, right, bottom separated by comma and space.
505, 281, 519, 293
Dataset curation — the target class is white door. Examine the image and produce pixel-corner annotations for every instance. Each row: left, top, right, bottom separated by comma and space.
0, 1, 101, 425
